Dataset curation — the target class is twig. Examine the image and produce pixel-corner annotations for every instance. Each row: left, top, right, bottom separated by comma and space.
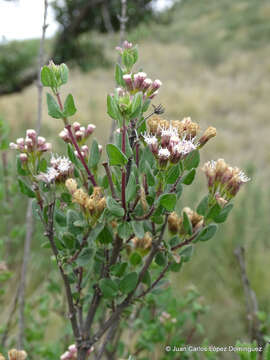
17, 2, 49, 348
87, 215, 169, 347
96, 320, 119, 360
1, 285, 20, 347
17, 200, 34, 349
137, 261, 171, 299
68, 229, 91, 263
102, 162, 117, 199
108, 0, 128, 142
234, 246, 265, 349
171, 230, 200, 251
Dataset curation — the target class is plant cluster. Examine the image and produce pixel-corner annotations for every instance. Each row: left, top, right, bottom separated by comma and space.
9, 41, 250, 359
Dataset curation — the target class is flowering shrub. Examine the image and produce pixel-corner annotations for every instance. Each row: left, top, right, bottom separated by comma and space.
9, 40, 250, 359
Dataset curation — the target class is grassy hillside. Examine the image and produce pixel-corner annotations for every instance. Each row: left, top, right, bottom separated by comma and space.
1, 0, 270, 357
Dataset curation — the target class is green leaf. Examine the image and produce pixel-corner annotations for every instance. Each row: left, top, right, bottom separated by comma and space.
63, 94, 77, 117
59, 63, 69, 85
126, 173, 137, 203
159, 193, 177, 211
196, 195, 209, 216
122, 51, 134, 70
38, 158, 47, 172
145, 163, 155, 187
18, 179, 35, 198
182, 169, 196, 185
166, 164, 180, 185
131, 221, 145, 238
111, 262, 128, 277
213, 203, 234, 223
97, 226, 113, 244
155, 252, 167, 266
130, 92, 143, 119
106, 196, 125, 217
16, 156, 28, 176
107, 94, 121, 120
88, 139, 100, 169
263, 343, 270, 360
196, 224, 218, 242
106, 144, 128, 166
61, 192, 72, 204
55, 210, 66, 227
46, 93, 63, 119
180, 245, 193, 262
119, 272, 138, 294
183, 211, 192, 235
61, 232, 76, 249
129, 252, 142, 266
206, 203, 222, 220
115, 63, 125, 86
67, 210, 82, 235
142, 270, 151, 287
41, 66, 55, 87
99, 278, 118, 299
183, 150, 200, 170
118, 222, 132, 239
76, 248, 94, 266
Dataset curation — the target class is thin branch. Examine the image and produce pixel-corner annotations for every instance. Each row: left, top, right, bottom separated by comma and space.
1, 285, 19, 347
234, 246, 265, 349
102, 162, 117, 199
45, 201, 81, 340
17, 200, 34, 349
171, 231, 199, 251
137, 261, 171, 299
87, 215, 169, 347
108, 0, 128, 142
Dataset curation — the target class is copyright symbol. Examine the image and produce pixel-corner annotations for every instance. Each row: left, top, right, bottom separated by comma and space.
165, 346, 171, 352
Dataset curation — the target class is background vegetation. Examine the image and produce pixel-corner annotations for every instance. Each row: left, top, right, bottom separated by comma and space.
1, 0, 270, 358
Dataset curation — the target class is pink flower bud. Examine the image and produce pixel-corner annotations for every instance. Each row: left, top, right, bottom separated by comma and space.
123, 74, 133, 91
37, 136, 46, 146
26, 129, 37, 141
141, 78, 152, 91
115, 46, 123, 54
81, 145, 89, 158
133, 72, 147, 89
98, 144, 103, 154
75, 131, 83, 141
25, 137, 34, 151
74, 150, 79, 158
86, 124, 96, 136
60, 351, 71, 360
68, 344, 77, 354
16, 138, 25, 146
9, 142, 19, 150
40, 142, 52, 152
151, 79, 162, 91
72, 122, 81, 131
20, 153, 28, 163
79, 126, 86, 137
123, 40, 133, 49
116, 87, 125, 97
59, 129, 70, 142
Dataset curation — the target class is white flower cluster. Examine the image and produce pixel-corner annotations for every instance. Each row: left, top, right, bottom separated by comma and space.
36, 155, 73, 184
143, 124, 197, 166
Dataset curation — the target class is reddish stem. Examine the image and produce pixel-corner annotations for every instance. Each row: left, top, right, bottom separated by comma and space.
55, 92, 97, 187
66, 125, 97, 187
121, 119, 127, 213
